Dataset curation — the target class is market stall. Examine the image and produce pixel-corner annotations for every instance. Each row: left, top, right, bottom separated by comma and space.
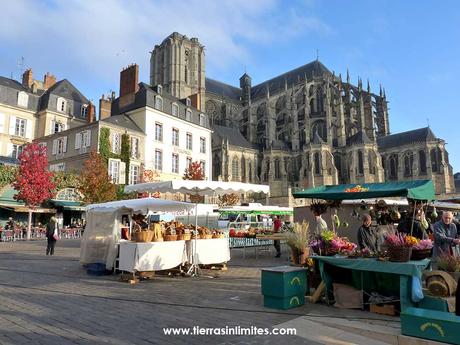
125, 180, 270, 275
80, 198, 195, 270
293, 179, 460, 344
119, 240, 187, 273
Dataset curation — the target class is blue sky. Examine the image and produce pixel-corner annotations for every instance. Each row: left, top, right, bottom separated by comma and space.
1, 0, 459, 171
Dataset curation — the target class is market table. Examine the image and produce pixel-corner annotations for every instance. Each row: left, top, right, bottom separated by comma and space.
119, 241, 187, 272
314, 256, 431, 310
186, 238, 230, 265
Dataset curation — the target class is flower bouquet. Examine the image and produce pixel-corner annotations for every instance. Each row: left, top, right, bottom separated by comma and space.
411, 239, 433, 260
384, 233, 415, 262
310, 230, 356, 256
286, 222, 310, 265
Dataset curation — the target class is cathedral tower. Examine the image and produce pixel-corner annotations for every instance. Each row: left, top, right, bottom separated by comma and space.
150, 32, 206, 110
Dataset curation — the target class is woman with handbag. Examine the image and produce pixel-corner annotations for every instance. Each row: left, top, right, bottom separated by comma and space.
46, 217, 59, 256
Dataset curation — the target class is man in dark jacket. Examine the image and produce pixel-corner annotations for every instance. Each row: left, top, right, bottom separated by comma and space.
357, 214, 380, 252
46, 217, 58, 256
397, 210, 427, 240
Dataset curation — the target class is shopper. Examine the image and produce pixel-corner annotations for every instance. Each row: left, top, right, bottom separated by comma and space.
432, 211, 460, 259
273, 215, 282, 258
45, 217, 58, 256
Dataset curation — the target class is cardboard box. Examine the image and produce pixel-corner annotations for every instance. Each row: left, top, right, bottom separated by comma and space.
370, 303, 396, 316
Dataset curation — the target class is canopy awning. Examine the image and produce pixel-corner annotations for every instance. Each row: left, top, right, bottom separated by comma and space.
292, 180, 435, 201
86, 197, 196, 214
50, 200, 85, 211
124, 180, 270, 196
218, 206, 293, 215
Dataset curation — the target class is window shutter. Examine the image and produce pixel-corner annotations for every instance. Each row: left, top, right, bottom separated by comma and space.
0, 113, 5, 133
119, 162, 126, 184
52, 140, 57, 155
75, 132, 82, 149
26, 120, 32, 138
7, 143, 13, 157
50, 120, 55, 135
63, 136, 68, 152
9, 116, 16, 135
86, 130, 91, 147
111, 133, 116, 152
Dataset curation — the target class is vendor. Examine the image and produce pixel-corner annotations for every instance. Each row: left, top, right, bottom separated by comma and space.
357, 214, 380, 252
397, 208, 428, 240
314, 211, 328, 235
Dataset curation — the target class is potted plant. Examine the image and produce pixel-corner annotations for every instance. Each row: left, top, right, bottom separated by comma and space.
309, 230, 356, 256
436, 253, 460, 281
286, 221, 310, 265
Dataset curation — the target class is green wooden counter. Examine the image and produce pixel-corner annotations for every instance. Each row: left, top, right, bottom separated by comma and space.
314, 256, 431, 310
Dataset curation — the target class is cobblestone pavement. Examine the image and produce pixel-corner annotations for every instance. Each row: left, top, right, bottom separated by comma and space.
0, 240, 393, 345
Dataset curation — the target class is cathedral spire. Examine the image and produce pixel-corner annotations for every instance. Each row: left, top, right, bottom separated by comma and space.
367, 79, 370, 93
346, 68, 350, 83
358, 77, 362, 91
379, 84, 383, 97
383, 87, 386, 98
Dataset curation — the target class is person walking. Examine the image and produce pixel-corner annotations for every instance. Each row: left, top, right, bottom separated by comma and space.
46, 217, 59, 256
273, 215, 282, 258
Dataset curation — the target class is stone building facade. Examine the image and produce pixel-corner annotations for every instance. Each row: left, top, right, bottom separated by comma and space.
149, 33, 454, 202
0, 70, 92, 165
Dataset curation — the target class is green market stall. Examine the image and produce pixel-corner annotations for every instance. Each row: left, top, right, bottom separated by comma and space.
294, 179, 460, 344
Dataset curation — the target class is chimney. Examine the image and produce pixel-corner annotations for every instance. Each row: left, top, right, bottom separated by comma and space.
99, 94, 113, 120
43, 72, 57, 89
190, 93, 201, 111
119, 64, 139, 97
22, 69, 33, 89
87, 101, 96, 123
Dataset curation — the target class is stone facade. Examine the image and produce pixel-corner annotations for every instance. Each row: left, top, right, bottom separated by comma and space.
0, 69, 92, 165
149, 33, 455, 202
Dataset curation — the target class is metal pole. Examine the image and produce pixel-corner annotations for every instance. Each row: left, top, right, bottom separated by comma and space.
410, 200, 417, 236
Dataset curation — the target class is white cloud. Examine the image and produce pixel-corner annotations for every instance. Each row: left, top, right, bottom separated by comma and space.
0, 0, 330, 85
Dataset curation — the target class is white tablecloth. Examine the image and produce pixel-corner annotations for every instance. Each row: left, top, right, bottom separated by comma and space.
119, 241, 186, 272
186, 238, 230, 265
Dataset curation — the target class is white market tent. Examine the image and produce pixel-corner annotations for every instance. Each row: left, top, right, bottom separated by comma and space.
80, 198, 195, 269
124, 180, 270, 196
124, 180, 270, 275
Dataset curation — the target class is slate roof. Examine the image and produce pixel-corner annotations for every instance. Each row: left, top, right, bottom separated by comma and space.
101, 114, 144, 134
0, 76, 29, 92
205, 78, 241, 101
44, 79, 89, 103
212, 124, 256, 149
250, 60, 332, 100
377, 127, 437, 150
347, 130, 373, 145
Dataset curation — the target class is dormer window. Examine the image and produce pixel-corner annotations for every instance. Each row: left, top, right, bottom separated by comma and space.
51, 120, 65, 134
17, 91, 28, 108
155, 96, 163, 111
186, 98, 191, 107
186, 109, 192, 122
157, 85, 162, 94
57, 97, 67, 113
172, 103, 179, 116
81, 104, 88, 117
199, 113, 207, 126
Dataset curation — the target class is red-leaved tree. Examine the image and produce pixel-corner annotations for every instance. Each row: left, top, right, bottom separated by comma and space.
183, 161, 205, 203
13, 143, 56, 240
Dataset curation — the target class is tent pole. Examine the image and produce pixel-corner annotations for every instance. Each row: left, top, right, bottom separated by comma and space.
410, 200, 417, 236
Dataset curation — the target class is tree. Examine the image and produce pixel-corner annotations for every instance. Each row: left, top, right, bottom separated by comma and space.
183, 161, 205, 181
79, 151, 116, 204
183, 161, 205, 203
13, 143, 56, 240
